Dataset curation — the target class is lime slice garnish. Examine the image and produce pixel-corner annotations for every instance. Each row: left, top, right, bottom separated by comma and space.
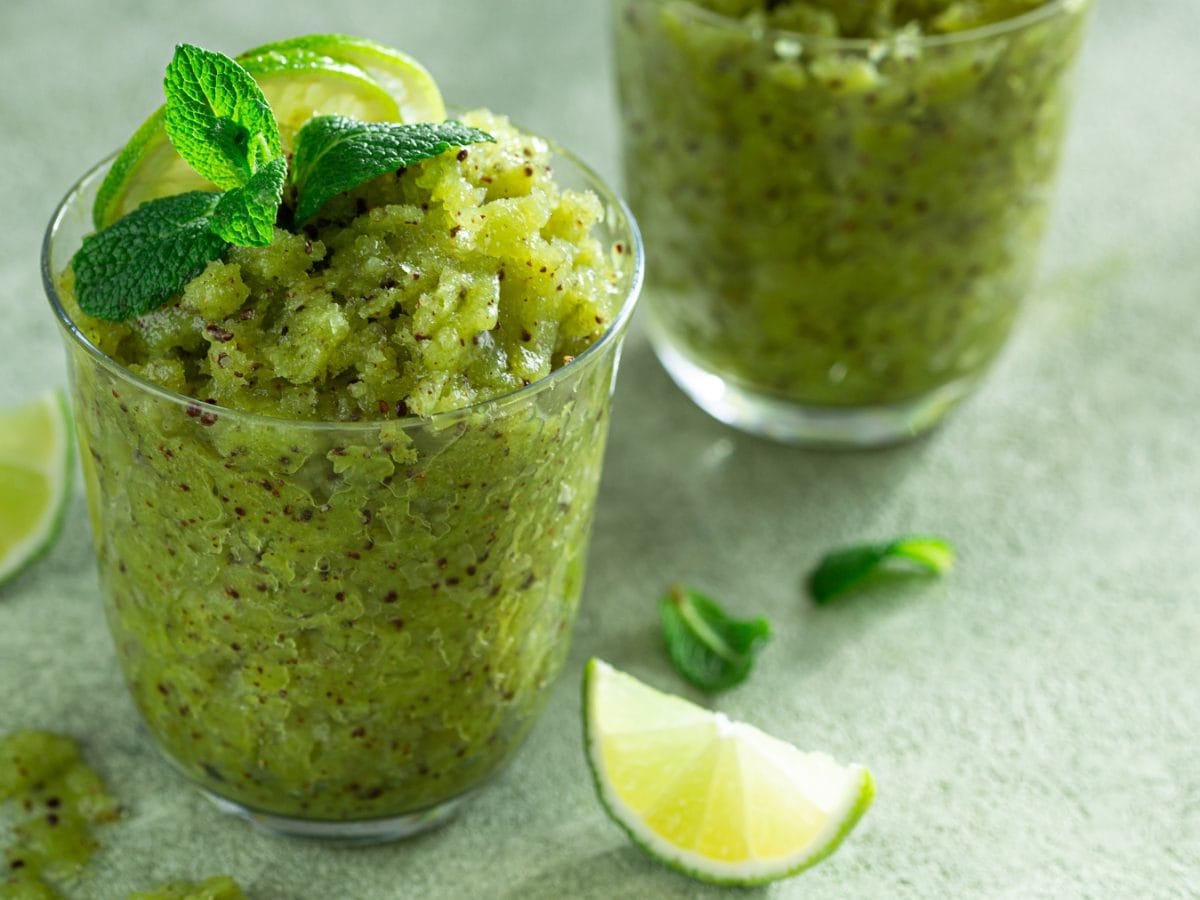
0, 390, 74, 587
583, 658, 874, 887
234, 53, 404, 141
92, 51, 411, 228
238, 33, 446, 124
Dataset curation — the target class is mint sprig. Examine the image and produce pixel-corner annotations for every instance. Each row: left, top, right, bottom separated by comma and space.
807, 536, 956, 605
70, 42, 496, 324
163, 43, 283, 190
660, 586, 772, 694
72, 192, 227, 321
291, 116, 494, 224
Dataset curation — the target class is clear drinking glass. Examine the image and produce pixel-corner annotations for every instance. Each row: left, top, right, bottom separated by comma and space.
614, 0, 1093, 446
42, 151, 642, 843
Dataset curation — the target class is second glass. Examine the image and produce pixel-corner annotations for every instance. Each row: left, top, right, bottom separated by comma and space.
614, 0, 1093, 446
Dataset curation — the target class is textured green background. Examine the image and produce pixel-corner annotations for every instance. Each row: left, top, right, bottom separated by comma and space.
2, 1, 1198, 897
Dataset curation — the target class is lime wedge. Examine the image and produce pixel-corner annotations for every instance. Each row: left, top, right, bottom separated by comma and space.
0, 390, 74, 587
92, 51, 407, 228
238, 34, 446, 124
583, 659, 874, 886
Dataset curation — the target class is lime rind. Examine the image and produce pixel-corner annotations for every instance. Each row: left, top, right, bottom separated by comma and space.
0, 389, 75, 588
583, 658, 873, 887
792, 767, 875, 879
93, 108, 172, 229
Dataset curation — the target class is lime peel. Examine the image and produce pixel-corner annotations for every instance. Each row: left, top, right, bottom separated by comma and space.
583, 658, 873, 886
0, 389, 74, 587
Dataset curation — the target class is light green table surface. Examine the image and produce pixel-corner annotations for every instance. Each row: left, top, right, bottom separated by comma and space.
2, 1, 1197, 897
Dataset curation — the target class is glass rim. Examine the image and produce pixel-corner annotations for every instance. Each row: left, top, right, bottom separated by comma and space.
644, 0, 1086, 50
42, 134, 644, 434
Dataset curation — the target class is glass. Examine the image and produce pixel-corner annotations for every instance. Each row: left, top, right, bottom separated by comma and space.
42, 150, 642, 843
614, 0, 1093, 446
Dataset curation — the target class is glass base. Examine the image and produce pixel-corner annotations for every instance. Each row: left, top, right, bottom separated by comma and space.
652, 337, 977, 448
201, 787, 475, 844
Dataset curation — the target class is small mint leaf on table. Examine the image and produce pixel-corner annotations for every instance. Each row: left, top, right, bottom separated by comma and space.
71, 192, 227, 322
163, 43, 283, 190
807, 536, 956, 605
660, 586, 772, 693
291, 116, 495, 224
212, 156, 287, 246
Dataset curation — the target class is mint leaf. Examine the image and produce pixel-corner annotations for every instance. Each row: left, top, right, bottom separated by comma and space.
211, 156, 287, 246
660, 586, 772, 693
163, 43, 283, 190
291, 116, 494, 224
807, 536, 956, 605
71, 191, 227, 322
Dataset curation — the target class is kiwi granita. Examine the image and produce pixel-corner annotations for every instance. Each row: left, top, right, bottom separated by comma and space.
0, 731, 120, 895
67, 110, 622, 421
48, 92, 641, 832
